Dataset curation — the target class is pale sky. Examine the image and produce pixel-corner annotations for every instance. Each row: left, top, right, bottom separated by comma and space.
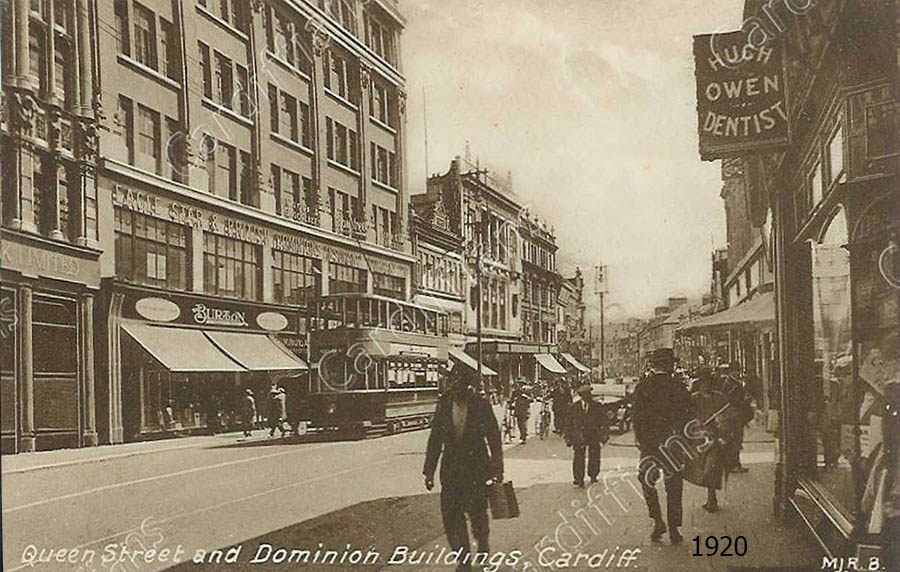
402, 0, 747, 321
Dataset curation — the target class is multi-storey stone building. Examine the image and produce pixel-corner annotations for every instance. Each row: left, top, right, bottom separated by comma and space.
2, 0, 414, 450
2, 0, 103, 453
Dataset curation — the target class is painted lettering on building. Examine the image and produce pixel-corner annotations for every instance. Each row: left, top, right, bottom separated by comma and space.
191, 304, 249, 327
113, 185, 160, 216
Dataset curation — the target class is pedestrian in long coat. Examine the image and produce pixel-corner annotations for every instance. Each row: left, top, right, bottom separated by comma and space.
552, 382, 571, 434
268, 387, 287, 438
632, 348, 694, 544
511, 384, 532, 444
423, 367, 504, 571
241, 389, 256, 437
564, 385, 609, 487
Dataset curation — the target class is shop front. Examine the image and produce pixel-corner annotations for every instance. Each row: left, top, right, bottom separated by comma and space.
1, 229, 101, 453
777, 182, 898, 560
99, 284, 307, 442
469, 340, 560, 396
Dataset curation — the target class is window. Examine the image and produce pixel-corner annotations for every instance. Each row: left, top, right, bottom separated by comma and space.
118, 96, 135, 164
200, 0, 244, 32
28, 25, 46, 94
274, 12, 294, 64
239, 151, 252, 205
373, 273, 404, 299
328, 0, 357, 36
329, 263, 366, 294
159, 19, 176, 79
203, 234, 261, 300
273, 252, 319, 305
115, 208, 190, 290
365, 13, 395, 65
327, 52, 348, 100
163, 117, 180, 181
235, 64, 250, 116
115, 0, 130, 56
281, 92, 297, 141
827, 123, 844, 185
199, 42, 212, 98
329, 188, 352, 234
371, 83, 388, 124
214, 142, 236, 199
809, 160, 823, 208
299, 102, 311, 147
133, 3, 156, 69
335, 123, 347, 164
214, 52, 233, 109
325, 118, 357, 171
136, 105, 160, 174
271, 164, 282, 215
268, 84, 279, 132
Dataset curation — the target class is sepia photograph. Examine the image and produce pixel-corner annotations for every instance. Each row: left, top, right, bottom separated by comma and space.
0, 0, 897, 571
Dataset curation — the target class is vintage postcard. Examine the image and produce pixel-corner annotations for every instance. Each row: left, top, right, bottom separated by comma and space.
1, 1, 897, 571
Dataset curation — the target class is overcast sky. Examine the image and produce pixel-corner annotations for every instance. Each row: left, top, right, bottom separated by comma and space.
402, 0, 746, 321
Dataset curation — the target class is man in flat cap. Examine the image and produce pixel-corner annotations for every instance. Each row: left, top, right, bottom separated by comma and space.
565, 384, 609, 487
632, 348, 694, 543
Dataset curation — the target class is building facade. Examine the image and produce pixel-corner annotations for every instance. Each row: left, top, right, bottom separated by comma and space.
763, 0, 897, 559
2, 0, 415, 451
676, 158, 778, 417
410, 182, 466, 348
556, 268, 588, 361
519, 210, 560, 344
691, 0, 898, 561
2, 0, 103, 453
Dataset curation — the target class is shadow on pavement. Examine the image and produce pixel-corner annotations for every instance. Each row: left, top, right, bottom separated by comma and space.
207, 432, 368, 449
164, 493, 444, 571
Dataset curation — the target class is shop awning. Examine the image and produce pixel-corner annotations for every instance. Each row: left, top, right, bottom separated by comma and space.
448, 348, 498, 376
122, 322, 245, 372
206, 331, 308, 371
535, 353, 567, 375
678, 291, 775, 333
561, 352, 591, 374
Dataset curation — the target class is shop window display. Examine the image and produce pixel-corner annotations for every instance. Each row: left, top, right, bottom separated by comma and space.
810, 210, 855, 514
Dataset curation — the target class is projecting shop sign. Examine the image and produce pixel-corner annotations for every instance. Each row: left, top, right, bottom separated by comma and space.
692, 31, 789, 160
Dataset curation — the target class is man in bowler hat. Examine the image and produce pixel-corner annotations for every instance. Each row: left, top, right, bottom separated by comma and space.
632, 348, 694, 543
424, 365, 504, 571
565, 384, 609, 487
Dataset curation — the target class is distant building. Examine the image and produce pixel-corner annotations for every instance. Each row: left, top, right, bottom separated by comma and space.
519, 210, 561, 344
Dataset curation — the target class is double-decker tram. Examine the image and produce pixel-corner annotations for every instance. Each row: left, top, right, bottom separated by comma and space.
303, 294, 449, 437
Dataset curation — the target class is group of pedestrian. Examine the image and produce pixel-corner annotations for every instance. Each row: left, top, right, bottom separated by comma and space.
238, 383, 291, 439
632, 348, 755, 544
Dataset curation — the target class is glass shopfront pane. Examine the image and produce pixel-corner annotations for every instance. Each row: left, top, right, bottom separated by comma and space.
810, 211, 855, 514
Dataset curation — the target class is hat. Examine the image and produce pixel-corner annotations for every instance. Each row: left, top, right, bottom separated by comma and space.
245, 388, 253, 395
278, 387, 285, 394
649, 348, 676, 369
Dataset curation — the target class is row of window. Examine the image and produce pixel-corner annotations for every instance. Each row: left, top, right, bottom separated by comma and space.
325, 117, 359, 171
370, 143, 398, 188
479, 279, 508, 331
115, 0, 179, 81
198, 42, 251, 116
317, 0, 398, 67
522, 239, 556, 272
522, 278, 557, 309
272, 164, 314, 221
197, 0, 248, 33
417, 251, 464, 297
114, 209, 405, 303
268, 84, 312, 148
